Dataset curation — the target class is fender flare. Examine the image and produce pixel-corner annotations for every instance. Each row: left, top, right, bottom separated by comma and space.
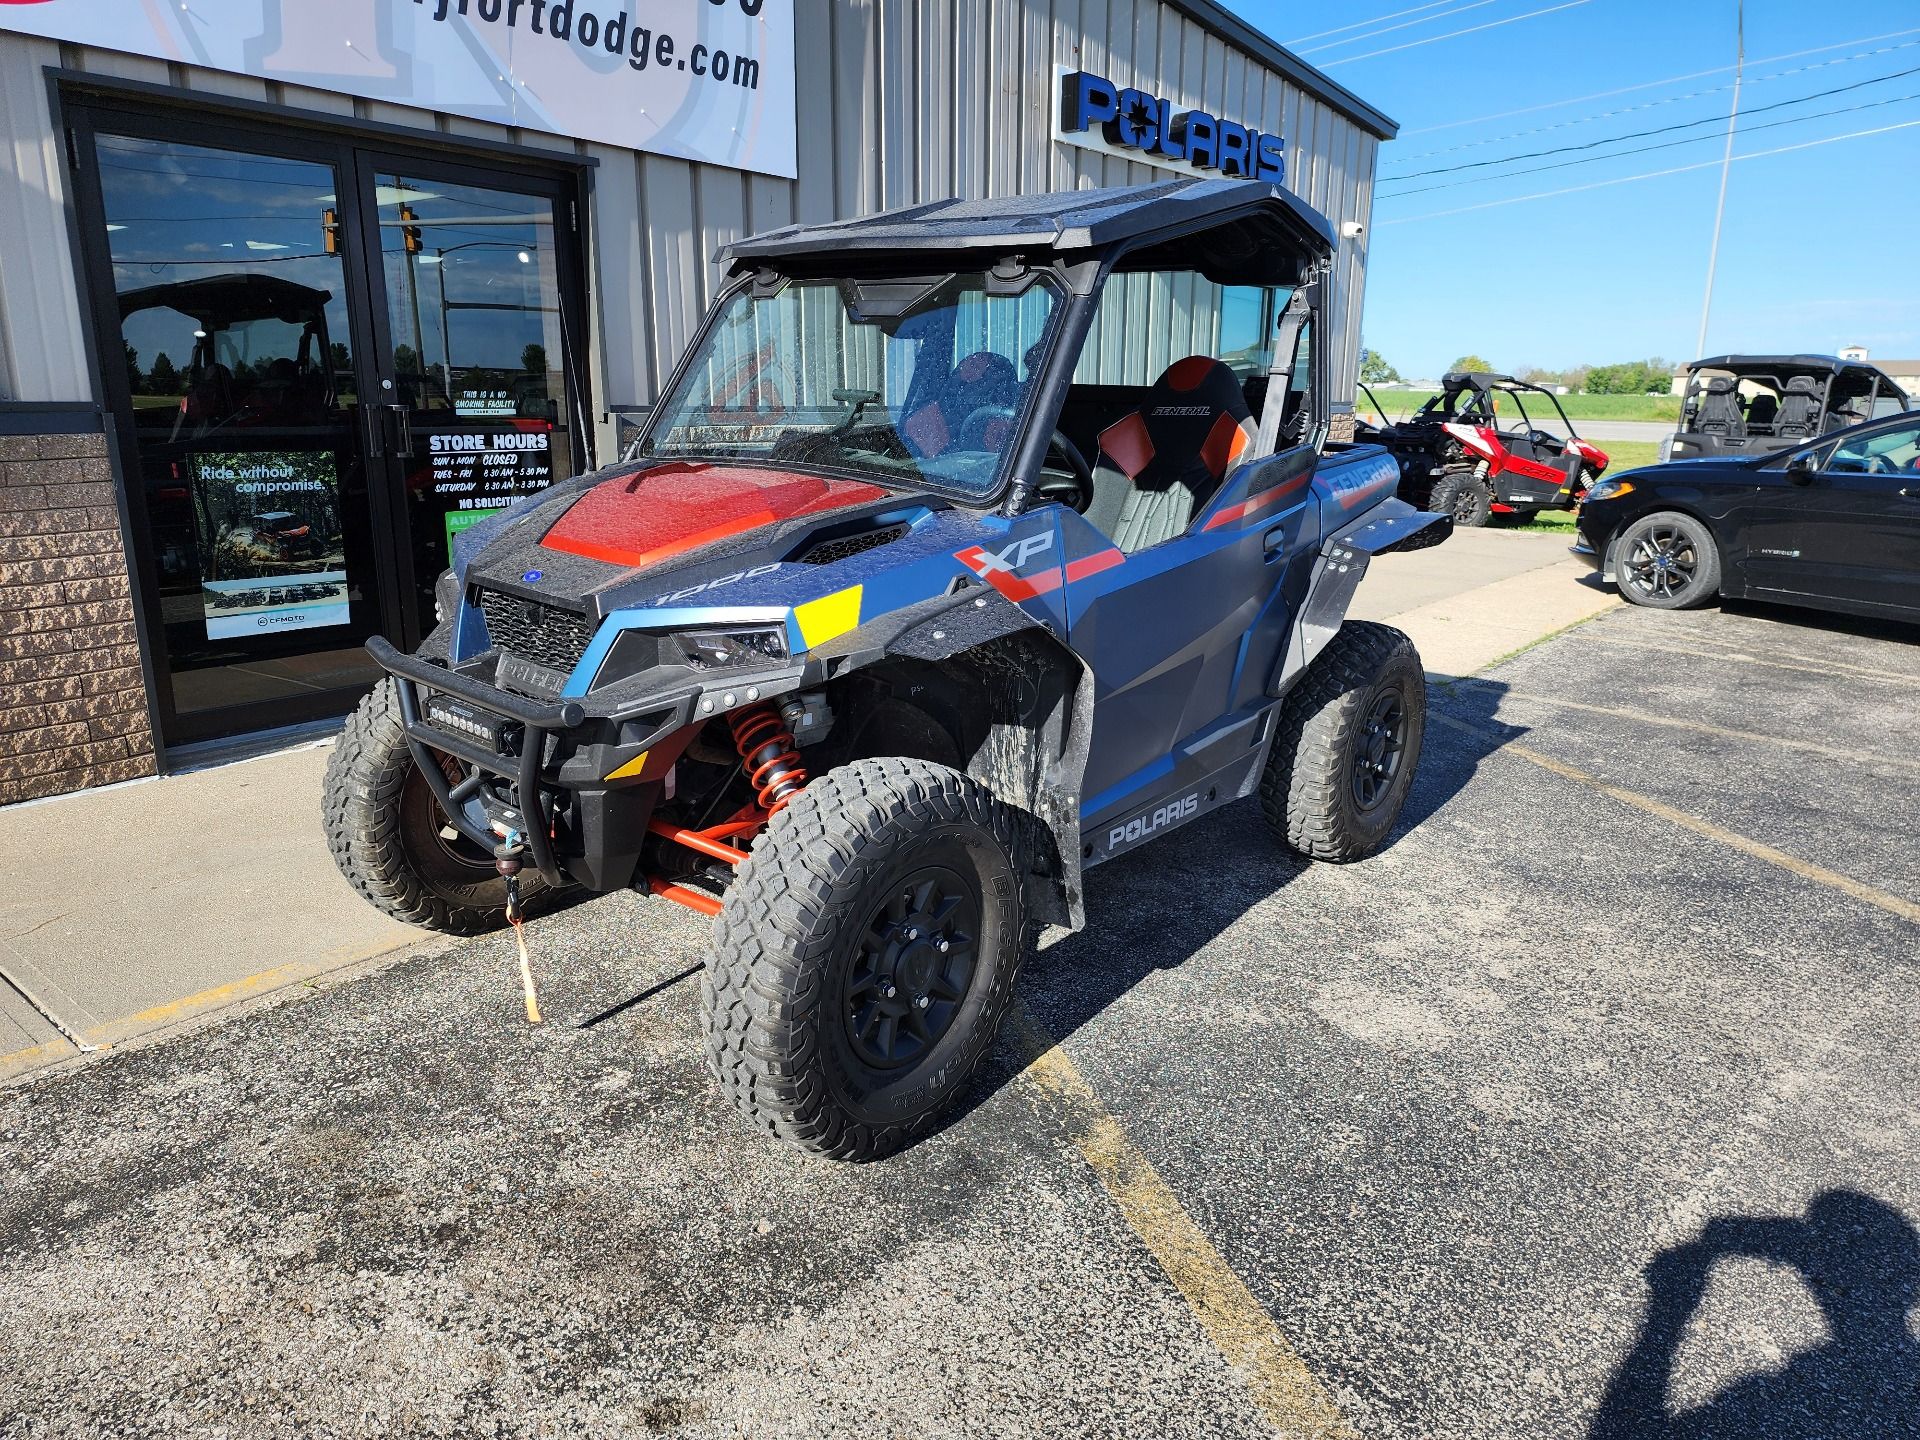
1269, 497, 1451, 698
814, 584, 1096, 931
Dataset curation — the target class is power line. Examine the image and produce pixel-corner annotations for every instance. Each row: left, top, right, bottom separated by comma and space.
1298, 0, 1506, 56
1286, 1, 1461, 46
1697, 0, 1745, 360
1399, 24, 1920, 134
1384, 60, 1920, 183
1387, 35, 1920, 164
1377, 117, 1920, 224
1379, 86, 1920, 198
1320, 0, 1596, 67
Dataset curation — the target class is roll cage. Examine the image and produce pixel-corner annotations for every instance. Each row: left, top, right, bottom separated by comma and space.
636, 179, 1338, 518
1415, 372, 1587, 441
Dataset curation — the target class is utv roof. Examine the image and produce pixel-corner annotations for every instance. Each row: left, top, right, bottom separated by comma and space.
1441, 371, 1524, 388
721, 179, 1336, 273
1688, 354, 1873, 373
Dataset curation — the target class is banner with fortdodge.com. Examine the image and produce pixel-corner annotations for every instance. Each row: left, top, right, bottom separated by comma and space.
0, 0, 794, 178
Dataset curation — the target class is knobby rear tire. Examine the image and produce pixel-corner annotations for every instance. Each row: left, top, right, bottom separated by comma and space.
1261, 621, 1426, 863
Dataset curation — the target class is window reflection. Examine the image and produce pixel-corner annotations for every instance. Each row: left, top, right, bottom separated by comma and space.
97, 134, 379, 722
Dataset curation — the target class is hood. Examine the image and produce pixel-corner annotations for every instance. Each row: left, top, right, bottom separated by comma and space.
539, 463, 890, 570
460, 460, 955, 619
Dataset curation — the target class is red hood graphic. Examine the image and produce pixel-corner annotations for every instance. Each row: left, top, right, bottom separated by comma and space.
540, 463, 888, 570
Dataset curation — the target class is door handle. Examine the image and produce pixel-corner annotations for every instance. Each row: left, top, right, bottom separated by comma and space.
1900, 486, 1920, 499
1263, 524, 1287, 557
382, 403, 414, 456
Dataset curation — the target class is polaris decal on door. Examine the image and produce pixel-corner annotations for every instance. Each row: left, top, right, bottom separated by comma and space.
1108, 791, 1200, 851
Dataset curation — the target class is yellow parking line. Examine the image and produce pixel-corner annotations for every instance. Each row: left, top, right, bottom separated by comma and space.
1433, 712, 1920, 925
1008, 1002, 1356, 1439
1575, 631, 1920, 688
82, 936, 431, 1046
0, 1035, 76, 1080
1463, 687, 1920, 775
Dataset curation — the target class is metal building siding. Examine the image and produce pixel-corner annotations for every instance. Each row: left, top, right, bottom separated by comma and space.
0, 2, 1381, 419
0, 34, 90, 402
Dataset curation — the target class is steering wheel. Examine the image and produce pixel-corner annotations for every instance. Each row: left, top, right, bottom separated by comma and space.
1034, 430, 1094, 510
955, 404, 1095, 510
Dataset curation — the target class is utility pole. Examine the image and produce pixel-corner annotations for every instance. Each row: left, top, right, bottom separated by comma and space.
1696, 0, 1744, 358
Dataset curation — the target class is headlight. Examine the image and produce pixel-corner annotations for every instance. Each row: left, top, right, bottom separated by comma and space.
1583, 478, 1634, 505
667, 624, 789, 670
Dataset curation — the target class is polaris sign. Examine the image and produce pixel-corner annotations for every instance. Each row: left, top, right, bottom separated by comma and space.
1056, 70, 1284, 183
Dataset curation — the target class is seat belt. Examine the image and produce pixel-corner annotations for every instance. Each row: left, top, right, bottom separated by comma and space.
1256, 285, 1315, 459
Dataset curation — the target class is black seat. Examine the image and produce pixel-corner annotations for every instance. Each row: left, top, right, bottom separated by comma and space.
1696, 376, 1744, 437
1775, 375, 1821, 440
902, 349, 1019, 457
1085, 357, 1255, 553
1745, 392, 1779, 432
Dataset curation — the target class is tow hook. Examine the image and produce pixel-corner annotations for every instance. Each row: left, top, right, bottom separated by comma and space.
494, 830, 543, 1025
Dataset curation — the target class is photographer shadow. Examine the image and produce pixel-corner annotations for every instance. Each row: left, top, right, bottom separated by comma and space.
1591, 1190, 1920, 1439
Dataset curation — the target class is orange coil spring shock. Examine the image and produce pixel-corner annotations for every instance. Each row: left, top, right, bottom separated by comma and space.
728, 703, 808, 815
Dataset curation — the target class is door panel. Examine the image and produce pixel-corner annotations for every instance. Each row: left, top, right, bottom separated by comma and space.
1747, 427, 1920, 606
87, 129, 388, 738
363, 169, 577, 634
1065, 453, 1308, 813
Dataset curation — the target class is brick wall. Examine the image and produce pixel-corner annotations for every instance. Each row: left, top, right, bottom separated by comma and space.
0, 431, 157, 805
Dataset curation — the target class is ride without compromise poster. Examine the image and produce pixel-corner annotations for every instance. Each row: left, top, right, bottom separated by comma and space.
193, 451, 351, 640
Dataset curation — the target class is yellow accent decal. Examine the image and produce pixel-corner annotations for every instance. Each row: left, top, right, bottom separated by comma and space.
603, 748, 650, 782
793, 584, 863, 649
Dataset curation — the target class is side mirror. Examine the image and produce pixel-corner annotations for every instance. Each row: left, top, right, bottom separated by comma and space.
1786, 453, 1817, 485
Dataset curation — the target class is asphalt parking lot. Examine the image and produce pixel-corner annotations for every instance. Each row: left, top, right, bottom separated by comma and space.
2, 600, 1915, 1439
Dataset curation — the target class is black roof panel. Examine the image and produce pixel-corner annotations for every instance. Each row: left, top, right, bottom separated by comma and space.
1691, 354, 1869, 373
721, 178, 1336, 268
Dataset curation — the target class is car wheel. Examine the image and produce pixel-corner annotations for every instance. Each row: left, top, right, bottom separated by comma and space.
700, 757, 1028, 1161
1613, 511, 1721, 610
322, 677, 558, 934
1261, 621, 1426, 863
1428, 466, 1493, 527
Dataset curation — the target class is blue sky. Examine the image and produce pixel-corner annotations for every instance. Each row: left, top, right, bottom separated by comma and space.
1221, 0, 1920, 380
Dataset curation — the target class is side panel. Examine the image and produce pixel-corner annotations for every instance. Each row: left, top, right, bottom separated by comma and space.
1066, 444, 1320, 824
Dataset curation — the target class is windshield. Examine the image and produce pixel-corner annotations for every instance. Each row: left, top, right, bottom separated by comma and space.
640, 273, 1060, 500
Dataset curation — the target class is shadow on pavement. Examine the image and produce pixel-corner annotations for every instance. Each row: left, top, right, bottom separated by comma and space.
1591, 1191, 1920, 1439
930, 676, 1526, 1133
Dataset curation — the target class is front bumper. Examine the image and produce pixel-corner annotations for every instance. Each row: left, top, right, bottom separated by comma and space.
368, 636, 802, 892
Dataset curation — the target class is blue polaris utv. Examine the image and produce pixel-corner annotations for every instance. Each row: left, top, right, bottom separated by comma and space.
323, 178, 1452, 1159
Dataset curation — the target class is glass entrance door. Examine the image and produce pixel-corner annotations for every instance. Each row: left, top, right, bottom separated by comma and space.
362, 168, 583, 633
71, 104, 591, 753
87, 129, 393, 736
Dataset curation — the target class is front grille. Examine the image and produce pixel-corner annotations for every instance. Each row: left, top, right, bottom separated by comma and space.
795, 523, 909, 565
478, 589, 597, 674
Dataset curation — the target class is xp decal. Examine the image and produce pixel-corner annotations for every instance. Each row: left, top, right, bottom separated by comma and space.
955, 531, 1061, 600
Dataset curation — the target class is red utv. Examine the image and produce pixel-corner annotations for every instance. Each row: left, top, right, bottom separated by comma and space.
1365, 372, 1609, 526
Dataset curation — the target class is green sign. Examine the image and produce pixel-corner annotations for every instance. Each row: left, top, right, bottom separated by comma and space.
443, 504, 506, 561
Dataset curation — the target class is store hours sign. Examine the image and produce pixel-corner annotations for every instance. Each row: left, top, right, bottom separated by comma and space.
0, 0, 796, 178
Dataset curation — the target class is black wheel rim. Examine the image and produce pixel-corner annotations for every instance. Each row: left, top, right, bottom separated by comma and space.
844, 865, 981, 1070
1447, 480, 1484, 521
1352, 689, 1407, 812
1622, 524, 1698, 600
402, 755, 495, 879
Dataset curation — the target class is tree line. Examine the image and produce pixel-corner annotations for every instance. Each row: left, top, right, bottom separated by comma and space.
1361, 348, 1674, 395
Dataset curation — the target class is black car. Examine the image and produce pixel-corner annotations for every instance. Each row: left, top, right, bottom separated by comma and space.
1574, 409, 1920, 621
